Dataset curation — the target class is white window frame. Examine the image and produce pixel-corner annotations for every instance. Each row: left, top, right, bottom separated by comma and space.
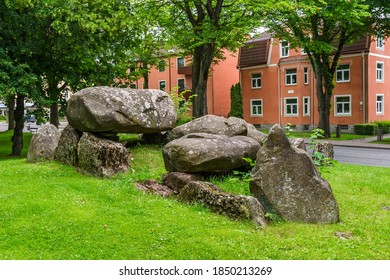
285, 69, 297, 85
159, 80, 166, 91
376, 94, 384, 115
304, 67, 309, 84
251, 73, 262, 89
376, 61, 384, 82
334, 95, 352, 116
280, 41, 289, 57
336, 64, 350, 83
376, 34, 384, 50
303, 96, 310, 116
250, 99, 263, 117
284, 97, 298, 117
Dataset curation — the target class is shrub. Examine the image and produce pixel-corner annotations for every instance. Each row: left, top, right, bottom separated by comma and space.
353, 123, 378, 135
228, 83, 243, 118
169, 88, 195, 126
372, 121, 390, 134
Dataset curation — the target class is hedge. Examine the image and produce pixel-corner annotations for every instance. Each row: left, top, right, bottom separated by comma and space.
372, 121, 390, 134
354, 123, 378, 135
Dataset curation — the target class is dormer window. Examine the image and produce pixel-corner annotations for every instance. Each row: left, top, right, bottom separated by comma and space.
376, 34, 384, 50
280, 41, 289, 57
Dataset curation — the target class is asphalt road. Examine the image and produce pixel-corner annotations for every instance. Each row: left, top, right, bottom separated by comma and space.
333, 146, 390, 167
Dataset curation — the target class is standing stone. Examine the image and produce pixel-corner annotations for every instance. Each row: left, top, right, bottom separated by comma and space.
67, 86, 177, 133
27, 124, 60, 163
289, 138, 307, 151
178, 181, 266, 227
250, 124, 339, 223
77, 132, 129, 177
54, 125, 82, 166
162, 133, 261, 173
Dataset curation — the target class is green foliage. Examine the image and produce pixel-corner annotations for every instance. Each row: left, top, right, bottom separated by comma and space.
230, 157, 256, 184
228, 83, 243, 118
354, 123, 378, 135
169, 88, 195, 126
372, 121, 390, 134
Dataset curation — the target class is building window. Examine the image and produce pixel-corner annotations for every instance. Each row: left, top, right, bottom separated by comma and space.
304, 67, 309, 84
376, 34, 384, 50
284, 98, 298, 116
130, 83, 137, 89
376, 94, 384, 115
177, 57, 185, 68
159, 80, 166, 91
251, 73, 261, 88
280, 41, 289, 57
336, 64, 350, 82
301, 47, 307, 55
303, 97, 310, 116
376, 62, 384, 82
285, 69, 297, 85
335, 95, 351, 116
178, 78, 185, 91
158, 60, 166, 72
250, 99, 263, 116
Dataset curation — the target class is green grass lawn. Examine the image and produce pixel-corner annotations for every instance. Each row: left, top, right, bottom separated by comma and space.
0, 131, 389, 260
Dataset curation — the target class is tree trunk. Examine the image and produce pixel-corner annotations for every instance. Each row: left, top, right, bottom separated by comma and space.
11, 95, 25, 156
191, 44, 215, 118
50, 102, 59, 128
7, 95, 15, 130
142, 62, 149, 89
313, 59, 332, 138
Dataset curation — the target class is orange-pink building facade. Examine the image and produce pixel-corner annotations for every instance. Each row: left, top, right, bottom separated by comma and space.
238, 33, 390, 131
133, 50, 239, 117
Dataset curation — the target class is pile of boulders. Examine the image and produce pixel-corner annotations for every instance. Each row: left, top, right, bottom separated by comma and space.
27, 86, 177, 177
26, 86, 339, 227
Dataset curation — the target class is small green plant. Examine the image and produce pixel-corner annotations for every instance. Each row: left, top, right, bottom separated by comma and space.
169, 87, 196, 126
230, 157, 256, 183
309, 128, 334, 166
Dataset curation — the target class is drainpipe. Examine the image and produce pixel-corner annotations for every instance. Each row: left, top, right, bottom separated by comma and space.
362, 51, 366, 123
277, 64, 281, 125
311, 67, 314, 129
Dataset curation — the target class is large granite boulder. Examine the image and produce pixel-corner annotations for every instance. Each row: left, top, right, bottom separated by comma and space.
27, 124, 60, 163
67, 86, 177, 133
178, 181, 266, 228
54, 125, 82, 166
162, 133, 261, 173
249, 124, 339, 223
166, 115, 248, 142
77, 132, 129, 177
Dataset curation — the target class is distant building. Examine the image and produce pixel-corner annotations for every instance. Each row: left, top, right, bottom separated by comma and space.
238, 33, 390, 132
133, 50, 239, 117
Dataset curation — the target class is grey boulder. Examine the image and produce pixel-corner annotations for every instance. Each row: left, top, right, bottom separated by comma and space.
162, 133, 260, 173
77, 132, 129, 177
67, 86, 177, 133
166, 115, 248, 142
27, 124, 60, 163
249, 124, 339, 224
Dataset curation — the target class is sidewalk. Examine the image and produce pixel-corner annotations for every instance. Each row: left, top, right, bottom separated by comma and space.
310, 136, 390, 150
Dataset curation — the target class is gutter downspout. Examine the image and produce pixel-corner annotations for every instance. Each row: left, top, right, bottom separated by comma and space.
362, 51, 366, 123
277, 63, 281, 125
